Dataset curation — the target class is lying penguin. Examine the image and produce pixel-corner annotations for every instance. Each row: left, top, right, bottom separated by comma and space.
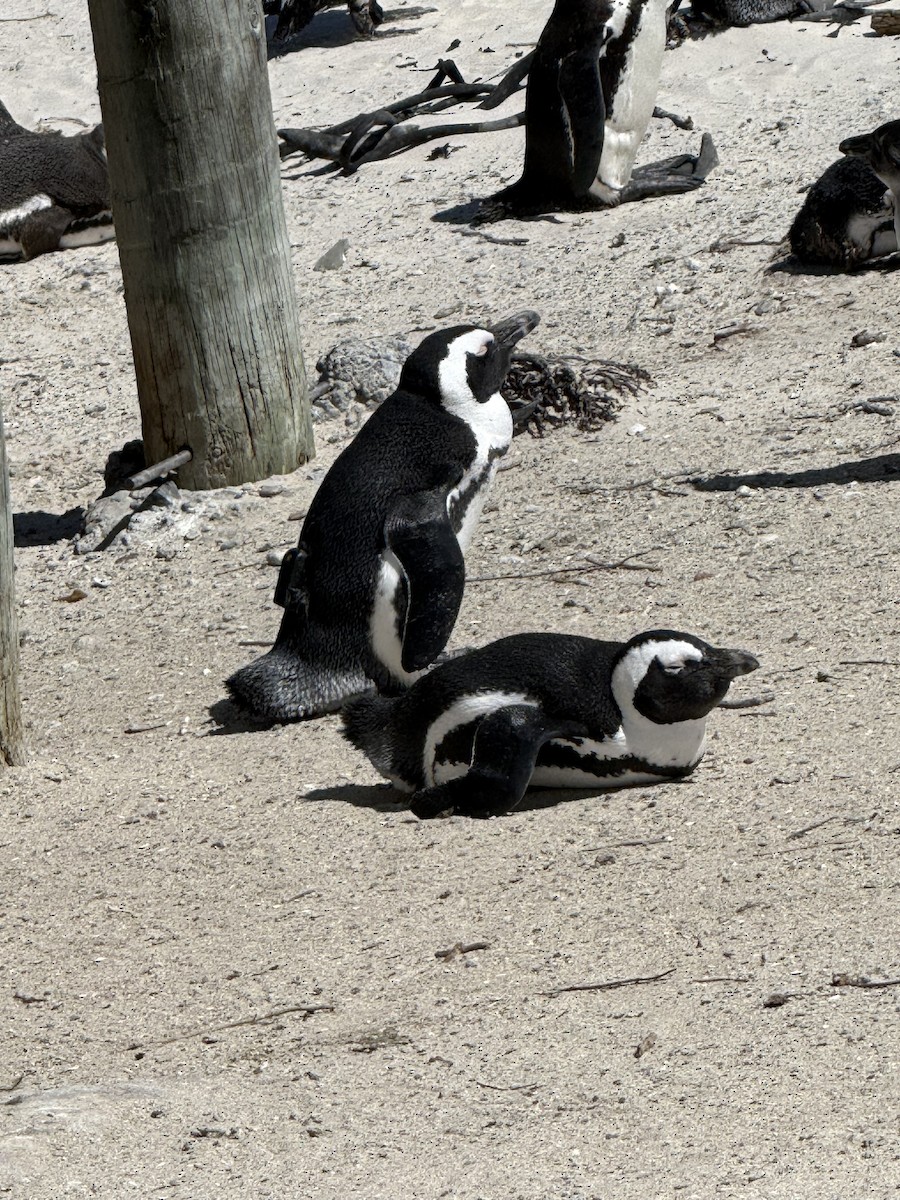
342, 629, 759, 819
839, 119, 900, 254
481, 0, 717, 219
788, 156, 896, 270
226, 311, 540, 722
0, 101, 113, 262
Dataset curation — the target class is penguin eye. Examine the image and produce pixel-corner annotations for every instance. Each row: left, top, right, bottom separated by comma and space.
662, 664, 683, 676
473, 340, 490, 357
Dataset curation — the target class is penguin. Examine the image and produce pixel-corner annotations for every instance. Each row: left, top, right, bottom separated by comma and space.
788, 156, 896, 270
264, 0, 383, 41
482, 0, 716, 219
342, 629, 760, 819
839, 120, 900, 253
226, 311, 540, 722
0, 103, 113, 262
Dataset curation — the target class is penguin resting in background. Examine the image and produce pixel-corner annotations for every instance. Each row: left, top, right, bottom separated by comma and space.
788, 156, 896, 270
342, 629, 759, 819
839, 119, 900, 254
0, 101, 113, 262
481, 0, 717, 219
226, 311, 540, 722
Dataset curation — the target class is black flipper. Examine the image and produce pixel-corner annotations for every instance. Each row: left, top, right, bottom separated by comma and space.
558, 42, 609, 198
410, 705, 587, 820
385, 489, 465, 674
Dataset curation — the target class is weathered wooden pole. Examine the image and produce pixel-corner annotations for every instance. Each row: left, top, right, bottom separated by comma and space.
88, 0, 314, 490
0, 400, 25, 767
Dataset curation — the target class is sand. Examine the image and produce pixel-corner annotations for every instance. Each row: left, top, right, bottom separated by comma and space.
1, 2, 899, 1196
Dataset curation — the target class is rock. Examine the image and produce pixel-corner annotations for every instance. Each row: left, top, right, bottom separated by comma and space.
310, 333, 412, 428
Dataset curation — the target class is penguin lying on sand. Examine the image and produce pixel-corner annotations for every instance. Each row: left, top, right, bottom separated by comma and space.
840, 119, 900, 254
264, 0, 383, 40
0, 101, 113, 262
481, 0, 717, 220
226, 311, 540, 722
788, 156, 896, 270
342, 629, 759, 819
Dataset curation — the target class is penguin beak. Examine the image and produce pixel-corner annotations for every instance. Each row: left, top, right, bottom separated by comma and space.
712, 648, 760, 680
489, 310, 541, 349
839, 134, 872, 159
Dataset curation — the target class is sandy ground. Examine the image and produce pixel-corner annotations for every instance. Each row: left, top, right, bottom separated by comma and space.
2, 2, 900, 1197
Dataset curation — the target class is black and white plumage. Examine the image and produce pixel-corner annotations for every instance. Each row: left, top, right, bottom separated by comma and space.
484, 0, 714, 218
0, 102, 113, 262
226, 312, 540, 722
342, 630, 759, 819
788, 156, 896, 270
839, 119, 900, 255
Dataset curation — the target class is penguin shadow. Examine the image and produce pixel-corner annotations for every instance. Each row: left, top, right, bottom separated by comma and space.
13, 506, 84, 548
432, 199, 566, 226
768, 252, 900, 275
266, 6, 430, 58
693, 452, 900, 493
206, 696, 281, 735
302, 781, 683, 817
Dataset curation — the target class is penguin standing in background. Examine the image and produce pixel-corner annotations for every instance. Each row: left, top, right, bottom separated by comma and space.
839, 120, 900, 252
483, 0, 716, 219
226, 311, 540, 722
342, 629, 759, 818
0, 101, 113, 261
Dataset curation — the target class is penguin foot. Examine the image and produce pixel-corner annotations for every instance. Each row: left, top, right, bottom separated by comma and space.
617, 133, 719, 203
226, 644, 374, 722
410, 776, 517, 820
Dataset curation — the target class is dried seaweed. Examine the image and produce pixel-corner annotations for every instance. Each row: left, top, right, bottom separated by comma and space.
503, 352, 652, 437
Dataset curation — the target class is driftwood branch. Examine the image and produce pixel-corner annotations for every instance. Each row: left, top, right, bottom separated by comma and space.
126, 448, 192, 490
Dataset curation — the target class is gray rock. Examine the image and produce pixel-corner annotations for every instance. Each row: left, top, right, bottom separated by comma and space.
310, 334, 412, 428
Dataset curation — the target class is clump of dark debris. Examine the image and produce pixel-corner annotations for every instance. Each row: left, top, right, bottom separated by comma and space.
503, 352, 652, 437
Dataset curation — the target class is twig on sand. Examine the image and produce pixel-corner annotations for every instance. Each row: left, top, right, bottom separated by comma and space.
123, 720, 170, 735
457, 228, 529, 247
542, 967, 675, 998
435, 941, 490, 960
127, 1003, 334, 1050
832, 973, 900, 990
476, 1079, 540, 1092
712, 320, 760, 344
692, 976, 750, 984
0, 11, 51, 20
787, 815, 838, 840
467, 548, 663, 584
572, 468, 699, 494
584, 835, 669, 851
718, 690, 775, 710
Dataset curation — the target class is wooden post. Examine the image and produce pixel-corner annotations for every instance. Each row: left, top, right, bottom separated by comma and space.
0, 400, 25, 767
87, 0, 314, 490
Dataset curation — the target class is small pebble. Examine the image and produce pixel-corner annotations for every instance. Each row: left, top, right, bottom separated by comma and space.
258, 482, 284, 498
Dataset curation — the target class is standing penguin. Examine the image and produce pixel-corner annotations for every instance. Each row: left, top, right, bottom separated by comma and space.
839, 120, 900, 253
483, 0, 716, 218
226, 311, 540, 722
342, 629, 759, 818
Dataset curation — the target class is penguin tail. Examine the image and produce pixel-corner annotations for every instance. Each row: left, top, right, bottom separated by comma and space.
341, 693, 398, 776
226, 643, 374, 722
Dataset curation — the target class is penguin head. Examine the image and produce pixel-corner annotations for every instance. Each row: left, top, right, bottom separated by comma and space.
840, 120, 900, 192
613, 631, 759, 725
400, 311, 540, 415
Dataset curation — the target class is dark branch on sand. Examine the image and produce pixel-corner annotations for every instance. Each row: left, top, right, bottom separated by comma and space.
542, 967, 676, 997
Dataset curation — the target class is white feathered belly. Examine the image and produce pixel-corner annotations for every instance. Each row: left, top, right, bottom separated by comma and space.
598, 0, 667, 191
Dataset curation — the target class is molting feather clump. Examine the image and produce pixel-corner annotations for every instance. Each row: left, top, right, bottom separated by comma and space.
342, 628, 759, 819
